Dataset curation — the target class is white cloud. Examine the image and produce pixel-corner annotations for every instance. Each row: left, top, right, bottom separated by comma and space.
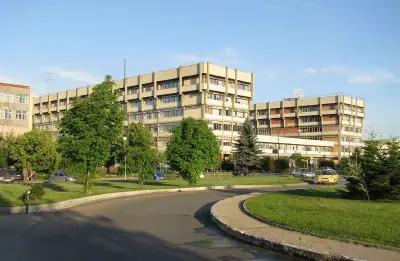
41, 66, 101, 84
303, 66, 400, 85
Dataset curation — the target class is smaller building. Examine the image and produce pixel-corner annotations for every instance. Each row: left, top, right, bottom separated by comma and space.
251, 95, 365, 159
0, 82, 32, 135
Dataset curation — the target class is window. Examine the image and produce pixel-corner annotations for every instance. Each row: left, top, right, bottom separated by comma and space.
207, 92, 222, 101
158, 80, 179, 90
223, 124, 231, 131
15, 110, 27, 120
130, 100, 140, 108
299, 105, 319, 112
15, 94, 29, 104
300, 126, 322, 133
59, 99, 67, 106
237, 81, 250, 91
142, 84, 153, 92
258, 119, 268, 126
182, 76, 199, 86
159, 108, 183, 118
300, 116, 320, 123
213, 123, 222, 130
257, 110, 268, 116
158, 122, 180, 133
127, 86, 139, 95
144, 99, 155, 106
209, 77, 225, 86
161, 95, 180, 103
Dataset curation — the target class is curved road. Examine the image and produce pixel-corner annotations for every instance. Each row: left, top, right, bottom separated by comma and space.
0, 187, 307, 261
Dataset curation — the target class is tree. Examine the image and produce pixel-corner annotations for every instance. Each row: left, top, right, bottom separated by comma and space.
124, 123, 158, 188
232, 118, 261, 175
259, 156, 273, 172
166, 118, 220, 184
381, 138, 400, 199
274, 157, 290, 173
58, 75, 124, 193
0, 133, 16, 169
290, 153, 306, 169
10, 130, 59, 181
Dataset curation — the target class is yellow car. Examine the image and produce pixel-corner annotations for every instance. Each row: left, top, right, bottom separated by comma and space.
314, 169, 339, 184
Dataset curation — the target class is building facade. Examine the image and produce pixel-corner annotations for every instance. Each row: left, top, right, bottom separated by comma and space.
251, 95, 365, 159
0, 82, 32, 135
32, 62, 254, 156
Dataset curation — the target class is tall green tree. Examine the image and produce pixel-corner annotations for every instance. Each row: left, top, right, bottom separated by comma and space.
232, 118, 261, 175
290, 153, 306, 169
166, 118, 220, 184
0, 133, 16, 169
58, 75, 124, 193
10, 130, 59, 180
124, 123, 158, 188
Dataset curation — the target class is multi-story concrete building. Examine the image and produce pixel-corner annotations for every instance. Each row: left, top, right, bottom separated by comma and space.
251, 95, 365, 159
0, 82, 32, 135
33, 62, 254, 157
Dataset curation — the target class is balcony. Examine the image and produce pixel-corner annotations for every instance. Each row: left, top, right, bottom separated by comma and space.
181, 83, 199, 92
234, 103, 248, 110
157, 87, 178, 96
208, 83, 225, 92
237, 89, 251, 97
321, 109, 337, 115
206, 99, 223, 106
298, 111, 319, 116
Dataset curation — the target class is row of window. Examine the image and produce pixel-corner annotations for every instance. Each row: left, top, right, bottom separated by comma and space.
342, 126, 362, 133
259, 143, 331, 153
300, 116, 320, 123
0, 109, 27, 120
0, 93, 29, 104
205, 107, 248, 118
213, 123, 241, 131
148, 122, 181, 133
128, 108, 184, 121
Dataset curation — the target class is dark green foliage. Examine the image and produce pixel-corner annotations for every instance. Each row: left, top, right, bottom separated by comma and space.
21, 183, 45, 204
275, 157, 290, 173
0, 133, 16, 168
220, 159, 234, 171
58, 75, 124, 193
10, 130, 59, 180
123, 123, 159, 187
232, 118, 261, 175
318, 159, 336, 169
166, 118, 220, 184
259, 156, 273, 172
344, 136, 400, 200
290, 153, 306, 168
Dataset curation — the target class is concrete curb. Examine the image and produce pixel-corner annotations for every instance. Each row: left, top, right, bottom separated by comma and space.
210, 193, 400, 261
0, 183, 307, 214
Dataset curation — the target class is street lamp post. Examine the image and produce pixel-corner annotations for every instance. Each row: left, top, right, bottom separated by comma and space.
122, 136, 127, 181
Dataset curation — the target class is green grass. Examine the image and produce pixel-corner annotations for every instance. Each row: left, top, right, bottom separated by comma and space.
245, 188, 400, 248
0, 175, 302, 207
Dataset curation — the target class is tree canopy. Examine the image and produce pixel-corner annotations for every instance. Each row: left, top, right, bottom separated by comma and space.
124, 123, 159, 187
58, 75, 124, 193
166, 118, 220, 184
10, 129, 59, 180
232, 118, 261, 175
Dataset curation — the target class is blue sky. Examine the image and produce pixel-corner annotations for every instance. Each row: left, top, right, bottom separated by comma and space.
1, 0, 399, 137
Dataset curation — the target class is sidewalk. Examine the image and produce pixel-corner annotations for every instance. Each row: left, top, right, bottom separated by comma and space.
211, 193, 400, 261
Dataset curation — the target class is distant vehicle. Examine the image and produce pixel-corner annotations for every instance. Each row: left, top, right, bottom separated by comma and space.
0, 169, 22, 183
292, 168, 314, 178
51, 171, 76, 182
314, 169, 339, 184
153, 170, 166, 181
319, 166, 335, 172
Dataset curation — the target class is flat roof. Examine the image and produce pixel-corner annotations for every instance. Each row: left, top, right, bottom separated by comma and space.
0, 82, 30, 89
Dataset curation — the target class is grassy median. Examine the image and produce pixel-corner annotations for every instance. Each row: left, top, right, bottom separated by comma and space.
0, 175, 303, 207
245, 188, 400, 248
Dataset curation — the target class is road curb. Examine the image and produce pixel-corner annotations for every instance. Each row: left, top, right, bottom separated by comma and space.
0, 183, 307, 214
210, 193, 400, 261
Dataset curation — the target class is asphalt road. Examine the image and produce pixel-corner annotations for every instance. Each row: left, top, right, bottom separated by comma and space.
0, 188, 309, 261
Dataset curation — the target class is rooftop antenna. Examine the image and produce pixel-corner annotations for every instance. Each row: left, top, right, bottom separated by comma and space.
293, 88, 304, 99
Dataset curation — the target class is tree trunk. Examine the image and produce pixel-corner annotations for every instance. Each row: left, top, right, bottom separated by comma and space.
22, 168, 29, 182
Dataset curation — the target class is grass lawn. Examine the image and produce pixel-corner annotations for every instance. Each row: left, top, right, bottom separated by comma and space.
245, 188, 400, 248
0, 174, 302, 207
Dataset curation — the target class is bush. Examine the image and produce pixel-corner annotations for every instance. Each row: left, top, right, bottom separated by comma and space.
259, 156, 273, 172
21, 183, 45, 204
274, 157, 289, 173
220, 159, 234, 171
319, 159, 336, 169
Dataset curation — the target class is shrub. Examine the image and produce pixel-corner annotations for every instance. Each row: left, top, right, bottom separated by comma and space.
259, 156, 273, 172
274, 157, 289, 173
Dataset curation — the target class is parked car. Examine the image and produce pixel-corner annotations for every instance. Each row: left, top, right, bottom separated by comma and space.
153, 170, 166, 181
51, 171, 76, 182
292, 168, 314, 178
314, 169, 339, 184
0, 169, 23, 183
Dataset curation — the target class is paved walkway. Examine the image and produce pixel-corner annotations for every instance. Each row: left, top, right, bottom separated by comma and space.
211, 193, 400, 261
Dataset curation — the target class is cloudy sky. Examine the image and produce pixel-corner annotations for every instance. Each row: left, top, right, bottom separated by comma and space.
1, 0, 399, 137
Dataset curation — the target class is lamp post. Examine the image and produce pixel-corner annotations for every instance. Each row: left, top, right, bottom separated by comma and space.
122, 136, 127, 181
